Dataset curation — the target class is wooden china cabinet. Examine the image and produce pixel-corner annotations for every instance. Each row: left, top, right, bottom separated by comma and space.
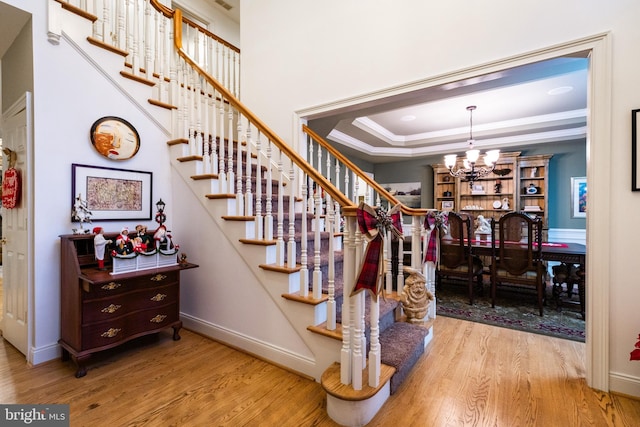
433, 152, 552, 235
433, 152, 521, 223
516, 154, 553, 232
59, 233, 198, 377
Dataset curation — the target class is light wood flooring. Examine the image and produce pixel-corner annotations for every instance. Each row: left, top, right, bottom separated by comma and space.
2, 316, 640, 426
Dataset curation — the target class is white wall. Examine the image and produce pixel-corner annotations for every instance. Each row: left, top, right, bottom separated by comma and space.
32, 11, 175, 362
171, 0, 239, 47
2, 0, 315, 372
0, 0, 176, 363
238, 0, 640, 395
4, 0, 639, 396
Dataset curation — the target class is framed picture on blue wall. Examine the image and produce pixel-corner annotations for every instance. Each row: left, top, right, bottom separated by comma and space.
571, 176, 587, 218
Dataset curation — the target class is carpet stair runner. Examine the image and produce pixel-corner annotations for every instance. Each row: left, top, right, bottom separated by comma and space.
57, 5, 431, 421
224, 150, 431, 395
146, 67, 431, 397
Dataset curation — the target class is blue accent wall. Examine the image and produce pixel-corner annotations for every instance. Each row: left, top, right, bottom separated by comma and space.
372, 138, 586, 230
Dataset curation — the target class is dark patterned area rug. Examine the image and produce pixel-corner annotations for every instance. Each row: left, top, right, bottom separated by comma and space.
436, 280, 585, 342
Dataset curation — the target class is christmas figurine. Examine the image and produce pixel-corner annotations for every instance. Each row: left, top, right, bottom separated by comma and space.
93, 227, 112, 270
114, 226, 133, 255
135, 224, 154, 251
153, 224, 173, 251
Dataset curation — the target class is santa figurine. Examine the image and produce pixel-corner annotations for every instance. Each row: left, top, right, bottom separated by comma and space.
93, 227, 112, 270
153, 224, 173, 251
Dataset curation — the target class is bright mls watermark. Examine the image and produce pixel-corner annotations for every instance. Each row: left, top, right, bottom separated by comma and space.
0, 405, 69, 426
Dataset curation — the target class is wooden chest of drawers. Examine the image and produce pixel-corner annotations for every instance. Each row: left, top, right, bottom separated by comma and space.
59, 234, 197, 377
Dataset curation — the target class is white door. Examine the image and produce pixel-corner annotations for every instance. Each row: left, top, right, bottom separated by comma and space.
1, 92, 32, 358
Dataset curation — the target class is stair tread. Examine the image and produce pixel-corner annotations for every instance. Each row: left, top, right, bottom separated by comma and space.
379, 322, 428, 368
379, 321, 430, 394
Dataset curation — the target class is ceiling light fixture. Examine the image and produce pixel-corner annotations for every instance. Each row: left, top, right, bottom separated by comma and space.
444, 105, 500, 188
547, 86, 573, 95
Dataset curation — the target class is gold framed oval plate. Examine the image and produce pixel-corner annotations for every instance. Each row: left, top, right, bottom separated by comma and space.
90, 116, 140, 160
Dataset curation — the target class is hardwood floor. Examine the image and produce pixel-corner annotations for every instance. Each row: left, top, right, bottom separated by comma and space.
2, 316, 640, 426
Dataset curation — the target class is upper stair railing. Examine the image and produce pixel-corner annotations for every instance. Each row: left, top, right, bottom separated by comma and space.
55, 0, 239, 104
52, 0, 437, 393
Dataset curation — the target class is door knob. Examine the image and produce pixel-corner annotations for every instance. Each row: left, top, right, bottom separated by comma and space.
0, 238, 7, 245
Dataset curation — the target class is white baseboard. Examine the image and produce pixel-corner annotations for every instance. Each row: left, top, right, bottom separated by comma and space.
180, 313, 321, 380
609, 371, 640, 397
30, 342, 61, 365
548, 228, 586, 245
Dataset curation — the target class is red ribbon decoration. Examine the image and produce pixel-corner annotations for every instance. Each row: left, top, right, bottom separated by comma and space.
351, 203, 403, 300
424, 211, 448, 263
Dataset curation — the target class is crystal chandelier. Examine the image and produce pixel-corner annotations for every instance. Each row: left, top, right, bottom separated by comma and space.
444, 105, 500, 188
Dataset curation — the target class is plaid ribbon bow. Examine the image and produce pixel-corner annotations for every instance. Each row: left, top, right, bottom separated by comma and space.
424, 211, 449, 263
351, 202, 403, 300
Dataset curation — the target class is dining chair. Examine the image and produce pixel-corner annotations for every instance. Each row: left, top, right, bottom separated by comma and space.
436, 211, 484, 304
490, 211, 546, 315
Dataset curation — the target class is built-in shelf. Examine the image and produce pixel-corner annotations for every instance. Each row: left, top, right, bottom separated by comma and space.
433, 152, 552, 237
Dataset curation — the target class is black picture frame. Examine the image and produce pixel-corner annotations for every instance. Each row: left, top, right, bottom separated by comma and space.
71, 163, 152, 221
632, 109, 640, 191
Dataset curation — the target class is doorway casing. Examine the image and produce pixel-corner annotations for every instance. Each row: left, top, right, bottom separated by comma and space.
294, 32, 611, 391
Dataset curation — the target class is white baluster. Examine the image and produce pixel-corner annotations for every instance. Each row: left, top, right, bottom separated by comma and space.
244, 124, 253, 216
385, 228, 393, 294
312, 183, 322, 300
202, 83, 211, 175
144, 0, 152, 80
236, 114, 244, 215
254, 132, 264, 240
131, 0, 140, 76
351, 290, 364, 391
116, 0, 126, 50
300, 174, 309, 297
210, 92, 218, 175
194, 77, 203, 158
275, 151, 285, 266
287, 162, 296, 269
341, 214, 356, 385
101, 0, 109, 43
326, 194, 336, 330
227, 108, 235, 194
368, 293, 380, 388
218, 100, 227, 193
308, 144, 315, 213
264, 140, 273, 241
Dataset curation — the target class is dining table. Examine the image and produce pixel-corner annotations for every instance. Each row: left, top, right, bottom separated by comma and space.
469, 240, 586, 319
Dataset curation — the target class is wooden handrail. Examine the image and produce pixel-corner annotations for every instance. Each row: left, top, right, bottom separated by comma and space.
154, 0, 428, 216
302, 125, 431, 217
168, 10, 353, 209
150, 0, 239, 53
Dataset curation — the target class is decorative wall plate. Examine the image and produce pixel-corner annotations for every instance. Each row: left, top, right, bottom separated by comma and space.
492, 200, 502, 209
90, 116, 140, 160
526, 185, 538, 194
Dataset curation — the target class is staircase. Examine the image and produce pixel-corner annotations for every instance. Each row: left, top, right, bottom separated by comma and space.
52, 1, 436, 425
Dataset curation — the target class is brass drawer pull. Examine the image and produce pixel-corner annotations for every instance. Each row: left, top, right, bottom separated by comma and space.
101, 304, 122, 314
150, 293, 167, 302
150, 314, 167, 323
100, 328, 121, 338
150, 274, 167, 282
101, 282, 122, 291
